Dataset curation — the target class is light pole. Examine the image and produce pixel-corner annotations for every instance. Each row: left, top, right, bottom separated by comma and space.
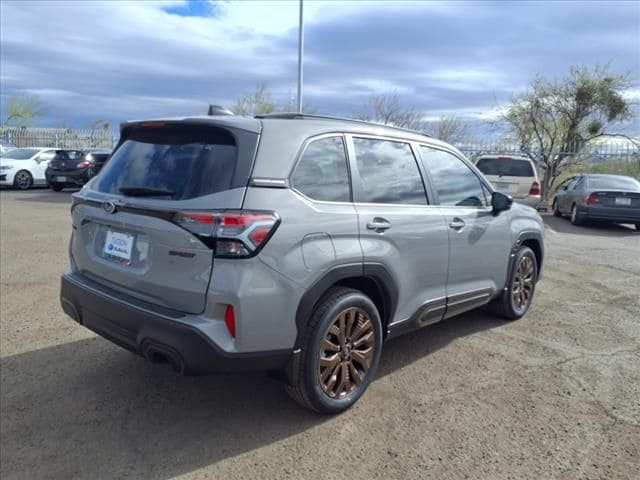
296, 0, 304, 113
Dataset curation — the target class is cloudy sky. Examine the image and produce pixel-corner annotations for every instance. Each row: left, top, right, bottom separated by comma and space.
1, 0, 639, 133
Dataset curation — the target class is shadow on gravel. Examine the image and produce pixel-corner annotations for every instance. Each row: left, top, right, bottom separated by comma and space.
542, 214, 638, 237
0, 311, 500, 479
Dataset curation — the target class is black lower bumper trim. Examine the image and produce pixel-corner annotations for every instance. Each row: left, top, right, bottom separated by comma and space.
60, 272, 292, 375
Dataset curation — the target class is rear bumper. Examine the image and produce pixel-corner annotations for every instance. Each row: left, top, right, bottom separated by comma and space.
60, 272, 292, 374
46, 168, 92, 186
577, 205, 640, 224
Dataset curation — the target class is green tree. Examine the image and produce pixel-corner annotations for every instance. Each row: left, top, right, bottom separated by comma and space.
3, 93, 47, 126
504, 65, 633, 201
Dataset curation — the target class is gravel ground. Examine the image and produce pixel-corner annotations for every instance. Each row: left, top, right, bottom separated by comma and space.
1, 189, 639, 480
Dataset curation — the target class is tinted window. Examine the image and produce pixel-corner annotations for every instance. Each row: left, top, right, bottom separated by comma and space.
96, 126, 239, 200
588, 176, 640, 191
476, 157, 535, 177
291, 136, 350, 202
1, 148, 40, 160
421, 147, 487, 207
353, 138, 426, 204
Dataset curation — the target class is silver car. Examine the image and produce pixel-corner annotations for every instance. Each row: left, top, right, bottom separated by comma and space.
60, 113, 545, 413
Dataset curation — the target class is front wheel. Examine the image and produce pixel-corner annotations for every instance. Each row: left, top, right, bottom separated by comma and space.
552, 199, 561, 217
488, 246, 538, 320
13, 170, 33, 190
286, 287, 383, 414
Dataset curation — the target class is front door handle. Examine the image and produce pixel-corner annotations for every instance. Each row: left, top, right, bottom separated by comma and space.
367, 218, 391, 232
449, 218, 465, 230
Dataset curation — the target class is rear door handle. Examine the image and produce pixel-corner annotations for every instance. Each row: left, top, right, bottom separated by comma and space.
366, 218, 391, 232
449, 218, 465, 230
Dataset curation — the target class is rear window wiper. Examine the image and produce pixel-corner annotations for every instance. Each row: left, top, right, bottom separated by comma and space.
119, 186, 176, 197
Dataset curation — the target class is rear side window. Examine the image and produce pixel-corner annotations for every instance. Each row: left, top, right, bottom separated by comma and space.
352, 137, 427, 205
96, 125, 244, 200
476, 157, 535, 177
421, 147, 488, 207
291, 136, 350, 202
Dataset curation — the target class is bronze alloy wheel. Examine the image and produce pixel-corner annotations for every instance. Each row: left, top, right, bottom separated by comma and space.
512, 255, 535, 311
317, 307, 375, 399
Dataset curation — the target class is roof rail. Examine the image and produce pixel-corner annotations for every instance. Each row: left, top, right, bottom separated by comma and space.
255, 112, 431, 137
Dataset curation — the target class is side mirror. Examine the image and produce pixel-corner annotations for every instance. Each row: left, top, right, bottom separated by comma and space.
491, 191, 513, 214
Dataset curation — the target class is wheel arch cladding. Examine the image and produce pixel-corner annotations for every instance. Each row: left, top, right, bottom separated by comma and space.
294, 263, 399, 348
513, 231, 544, 281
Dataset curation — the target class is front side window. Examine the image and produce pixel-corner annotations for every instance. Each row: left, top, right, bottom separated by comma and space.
352, 137, 426, 205
291, 136, 350, 202
420, 147, 487, 207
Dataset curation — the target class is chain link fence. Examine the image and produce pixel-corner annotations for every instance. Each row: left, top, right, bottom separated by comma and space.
0, 127, 116, 150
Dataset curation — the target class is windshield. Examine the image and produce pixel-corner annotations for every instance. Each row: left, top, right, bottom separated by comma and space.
96, 125, 240, 200
476, 157, 535, 177
0, 148, 40, 160
588, 176, 640, 191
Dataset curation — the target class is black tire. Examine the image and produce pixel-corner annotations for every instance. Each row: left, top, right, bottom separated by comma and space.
488, 246, 538, 320
285, 287, 383, 414
635, 224, 640, 231
570, 204, 582, 226
552, 199, 561, 217
13, 170, 33, 190
50, 183, 64, 192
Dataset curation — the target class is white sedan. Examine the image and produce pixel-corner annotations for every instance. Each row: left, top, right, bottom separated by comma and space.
0, 148, 57, 190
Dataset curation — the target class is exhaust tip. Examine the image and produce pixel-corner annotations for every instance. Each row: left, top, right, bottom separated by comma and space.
142, 341, 185, 374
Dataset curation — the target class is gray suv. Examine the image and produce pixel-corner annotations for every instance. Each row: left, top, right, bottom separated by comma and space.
60, 113, 544, 413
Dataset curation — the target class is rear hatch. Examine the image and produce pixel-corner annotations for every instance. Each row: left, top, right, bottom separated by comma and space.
48, 150, 84, 172
69, 121, 260, 314
476, 157, 537, 199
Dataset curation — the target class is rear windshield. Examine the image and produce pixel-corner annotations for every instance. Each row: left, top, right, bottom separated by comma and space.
0, 148, 40, 159
96, 125, 243, 200
476, 158, 534, 177
588, 176, 640, 191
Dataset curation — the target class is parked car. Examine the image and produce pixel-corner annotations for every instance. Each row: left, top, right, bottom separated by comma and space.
46, 148, 111, 191
552, 174, 640, 229
60, 113, 544, 413
475, 155, 541, 208
0, 139, 17, 154
0, 147, 57, 189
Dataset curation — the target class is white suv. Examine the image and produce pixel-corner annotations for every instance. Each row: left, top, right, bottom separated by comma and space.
475, 155, 541, 208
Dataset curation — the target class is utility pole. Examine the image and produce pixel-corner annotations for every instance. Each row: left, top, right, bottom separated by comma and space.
296, 0, 304, 113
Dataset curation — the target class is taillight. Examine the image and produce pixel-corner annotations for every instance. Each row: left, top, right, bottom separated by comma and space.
76, 160, 91, 169
585, 192, 600, 205
173, 210, 279, 258
528, 181, 540, 196
224, 305, 236, 337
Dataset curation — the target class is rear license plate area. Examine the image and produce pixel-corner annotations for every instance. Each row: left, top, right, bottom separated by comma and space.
103, 230, 135, 263
615, 197, 631, 206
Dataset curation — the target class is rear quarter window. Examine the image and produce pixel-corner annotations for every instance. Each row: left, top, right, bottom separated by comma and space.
96, 125, 254, 200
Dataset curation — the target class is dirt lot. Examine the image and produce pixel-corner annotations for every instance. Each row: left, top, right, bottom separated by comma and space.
1, 189, 638, 480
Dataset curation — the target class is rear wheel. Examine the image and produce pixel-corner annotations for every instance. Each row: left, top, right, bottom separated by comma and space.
570, 204, 582, 225
286, 287, 383, 414
489, 246, 538, 320
552, 199, 561, 217
50, 183, 64, 192
13, 170, 33, 190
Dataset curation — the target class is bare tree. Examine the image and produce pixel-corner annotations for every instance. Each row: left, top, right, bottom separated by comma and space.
427, 114, 470, 144
356, 91, 426, 131
504, 64, 633, 201
3, 93, 47, 126
231, 84, 278, 116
